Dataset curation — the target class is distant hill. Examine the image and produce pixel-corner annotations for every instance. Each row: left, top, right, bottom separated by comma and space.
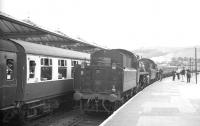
133, 46, 200, 63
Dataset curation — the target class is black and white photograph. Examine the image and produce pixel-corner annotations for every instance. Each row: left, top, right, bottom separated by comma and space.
1, 0, 200, 126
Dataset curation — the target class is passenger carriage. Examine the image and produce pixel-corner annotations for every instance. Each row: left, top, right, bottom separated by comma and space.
0, 39, 90, 122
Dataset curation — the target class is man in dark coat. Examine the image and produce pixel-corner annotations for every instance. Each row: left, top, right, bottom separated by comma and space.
172, 70, 176, 81
186, 69, 191, 83
181, 68, 185, 81
176, 68, 180, 80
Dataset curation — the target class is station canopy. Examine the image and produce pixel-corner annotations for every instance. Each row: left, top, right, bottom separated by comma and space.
0, 12, 106, 53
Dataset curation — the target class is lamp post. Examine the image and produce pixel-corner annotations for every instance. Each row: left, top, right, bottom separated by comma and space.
195, 47, 197, 84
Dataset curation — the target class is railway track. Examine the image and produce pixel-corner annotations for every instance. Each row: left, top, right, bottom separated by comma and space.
26, 107, 107, 126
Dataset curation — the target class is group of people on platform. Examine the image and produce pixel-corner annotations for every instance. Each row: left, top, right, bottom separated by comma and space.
172, 67, 191, 83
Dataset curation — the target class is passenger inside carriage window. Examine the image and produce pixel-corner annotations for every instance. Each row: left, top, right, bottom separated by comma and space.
41, 58, 52, 81
58, 59, 67, 79
41, 67, 52, 80
58, 68, 67, 79
29, 60, 36, 78
6, 59, 14, 80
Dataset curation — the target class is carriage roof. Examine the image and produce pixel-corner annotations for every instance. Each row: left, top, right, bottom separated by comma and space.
11, 39, 90, 60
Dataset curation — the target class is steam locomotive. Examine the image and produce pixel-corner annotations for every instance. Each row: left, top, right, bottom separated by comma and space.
73, 49, 159, 113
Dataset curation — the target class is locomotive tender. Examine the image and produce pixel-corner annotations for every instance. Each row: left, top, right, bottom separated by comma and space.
73, 49, 140, 113
0, 39, 90, 122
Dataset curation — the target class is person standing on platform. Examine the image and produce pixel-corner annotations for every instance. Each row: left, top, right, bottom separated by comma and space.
186, 69, 191, 83
172, 70, 176, 81
181, 68, 185, 81
176, 68, 180, 80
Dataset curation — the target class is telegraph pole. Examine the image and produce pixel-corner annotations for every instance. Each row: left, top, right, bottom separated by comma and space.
195, 47, 197, 84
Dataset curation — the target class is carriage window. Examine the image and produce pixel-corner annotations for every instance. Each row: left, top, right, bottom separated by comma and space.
71, 60, 78, 67
58, 59, 67, 67
29, 60, 36, 78
41, 58, 52, 81
6, 59, 14, 80
58, 59, 67, 79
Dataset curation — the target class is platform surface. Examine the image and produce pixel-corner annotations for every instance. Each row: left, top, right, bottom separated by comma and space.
100, 76, 200, 126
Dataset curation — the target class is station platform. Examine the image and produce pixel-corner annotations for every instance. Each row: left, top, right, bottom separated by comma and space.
100, 76, 200, 126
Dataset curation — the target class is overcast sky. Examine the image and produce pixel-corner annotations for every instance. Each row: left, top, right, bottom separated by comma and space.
1, 0, 200, 50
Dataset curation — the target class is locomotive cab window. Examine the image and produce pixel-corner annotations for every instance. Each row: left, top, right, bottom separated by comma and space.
58, 59, 67, 79
41, 58, 52, 81
29, 60, 36, 78
6, 59, 14, 80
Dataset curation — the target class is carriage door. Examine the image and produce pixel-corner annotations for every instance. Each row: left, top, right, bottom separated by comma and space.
0, 52, 17, 107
